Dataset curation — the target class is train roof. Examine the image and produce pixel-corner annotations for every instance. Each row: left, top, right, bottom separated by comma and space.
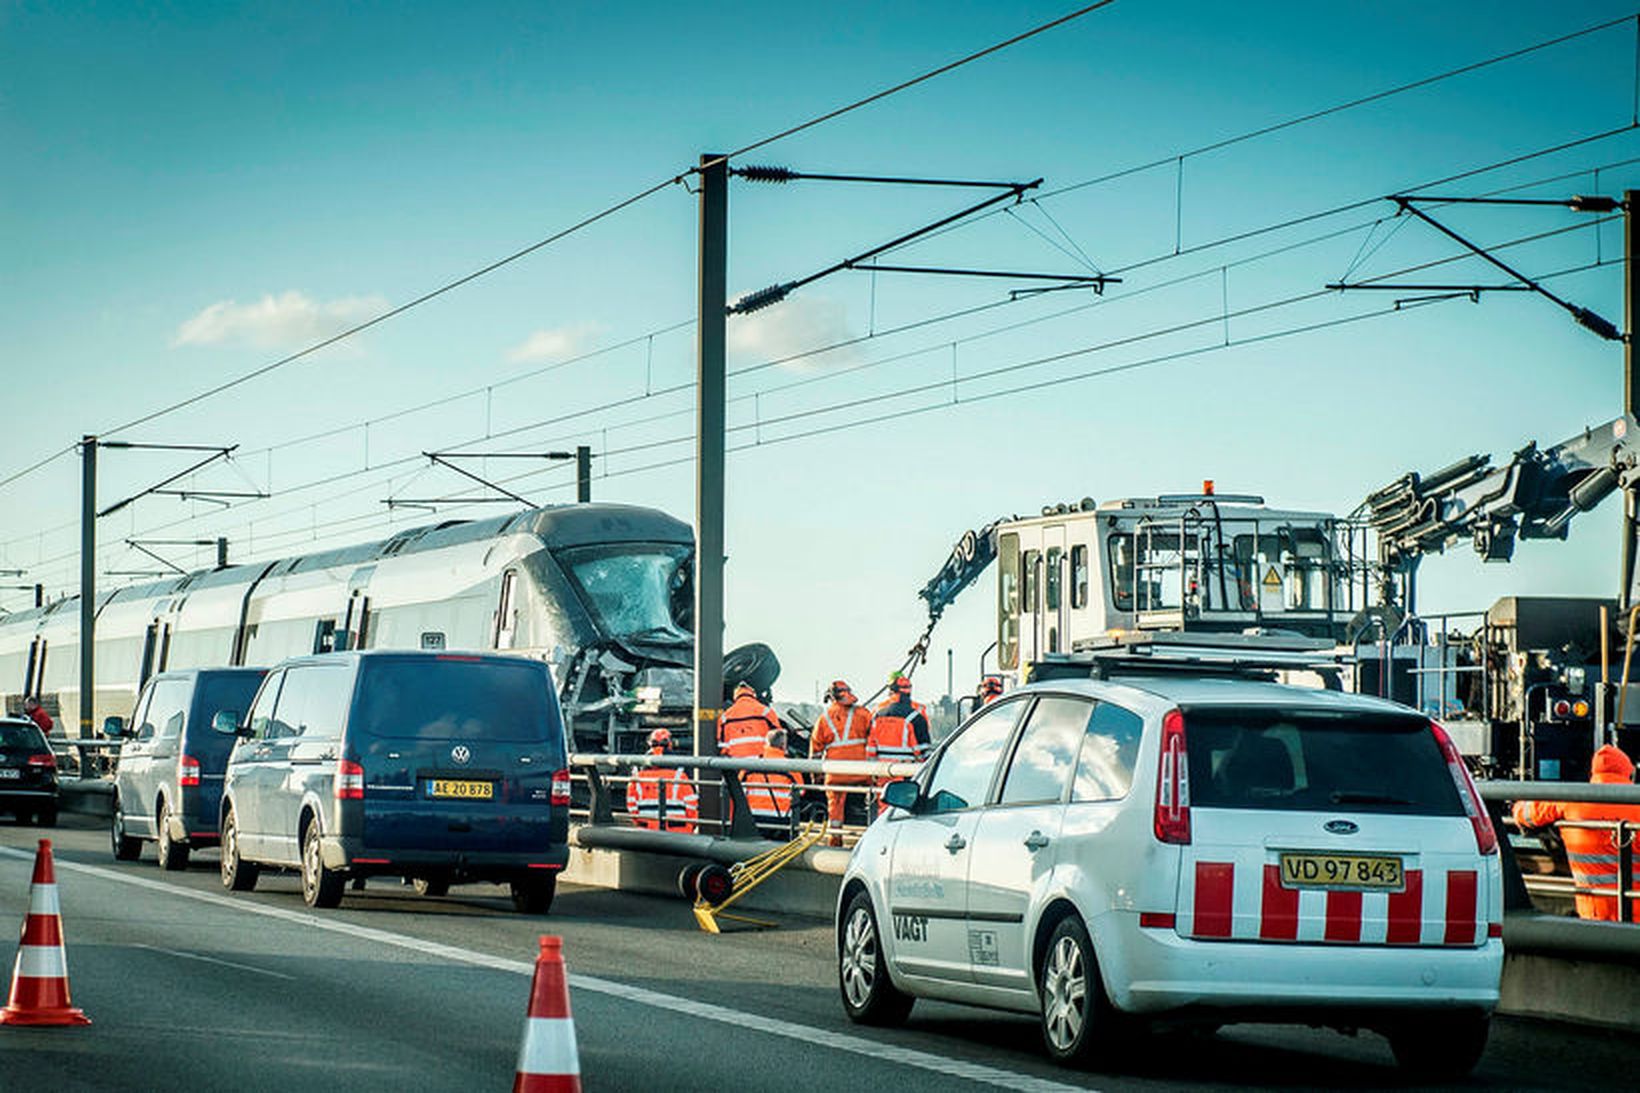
7, 502, 691, 625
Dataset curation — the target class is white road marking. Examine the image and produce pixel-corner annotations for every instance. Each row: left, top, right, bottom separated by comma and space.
0, 849, 1092, 1093
129, 942, 296, 981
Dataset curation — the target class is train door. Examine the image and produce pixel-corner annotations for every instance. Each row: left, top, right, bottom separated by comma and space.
1041, 525, 1066, 655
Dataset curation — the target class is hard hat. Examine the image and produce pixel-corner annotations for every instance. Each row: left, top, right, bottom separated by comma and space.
647, 728, 673, 749
829, 678, 852, 695
981, 675, 1004, 694
891, 675, 913, 694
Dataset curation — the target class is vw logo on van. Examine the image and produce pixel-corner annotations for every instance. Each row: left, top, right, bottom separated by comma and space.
451, 745, 471, 766
1324, 819, 1359, 836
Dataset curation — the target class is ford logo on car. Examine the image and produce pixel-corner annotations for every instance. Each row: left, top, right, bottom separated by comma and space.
1324, 819, 1359, 835
451, 745, 471, 766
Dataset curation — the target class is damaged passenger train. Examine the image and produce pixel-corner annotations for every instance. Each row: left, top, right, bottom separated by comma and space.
0, 503, 697, 752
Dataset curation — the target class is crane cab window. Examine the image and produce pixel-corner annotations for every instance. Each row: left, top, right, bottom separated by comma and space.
1108, 533, 1134, 611
1070, 545, 1089, 609
998, 533, 1020, 671
1021, 549, 1041, 615
1045, 547, 1062, 612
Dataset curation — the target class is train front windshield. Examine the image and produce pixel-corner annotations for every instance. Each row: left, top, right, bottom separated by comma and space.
555, 543, 693, 643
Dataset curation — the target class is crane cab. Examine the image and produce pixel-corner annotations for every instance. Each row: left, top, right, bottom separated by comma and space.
996, 490, 1358, 679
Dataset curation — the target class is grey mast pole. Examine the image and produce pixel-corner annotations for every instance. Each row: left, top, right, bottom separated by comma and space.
79, 435, 97, 746
694, 153, 728, 770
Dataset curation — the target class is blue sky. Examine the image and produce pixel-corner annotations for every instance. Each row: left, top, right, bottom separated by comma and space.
4, 1, 1639, 699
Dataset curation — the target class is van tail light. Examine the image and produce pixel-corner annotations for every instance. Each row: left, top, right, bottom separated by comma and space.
550, 768, 572, 807
177, 755, 201, 787
26, 753, 55, 770
335, 758, 365, 800
1153, 709, 1191, 845
1430, 720, 1497, 855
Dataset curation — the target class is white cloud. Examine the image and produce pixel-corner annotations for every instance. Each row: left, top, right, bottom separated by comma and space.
728, 295, 858, 372
172, 291, 388, 350
505, 322, 602, 364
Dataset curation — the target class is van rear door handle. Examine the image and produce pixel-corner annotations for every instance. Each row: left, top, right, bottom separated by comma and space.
944, 833, 967, 854
1024, 830, 1051, 852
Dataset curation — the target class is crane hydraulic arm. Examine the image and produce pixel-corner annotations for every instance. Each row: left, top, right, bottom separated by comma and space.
1361, 415, 1640, 603
893, 516, 1013, 679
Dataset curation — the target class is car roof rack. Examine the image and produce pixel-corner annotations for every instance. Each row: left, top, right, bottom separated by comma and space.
1037, 631, 1347, 683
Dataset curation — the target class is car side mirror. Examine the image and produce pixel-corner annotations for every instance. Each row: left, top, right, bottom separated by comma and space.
212, 710, 247, 738
881, 778, 921, 813
102, 715, 125, 739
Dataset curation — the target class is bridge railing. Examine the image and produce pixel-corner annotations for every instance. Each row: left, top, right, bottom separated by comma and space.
1478, 779, 1640, 933
568, 752, 922, 843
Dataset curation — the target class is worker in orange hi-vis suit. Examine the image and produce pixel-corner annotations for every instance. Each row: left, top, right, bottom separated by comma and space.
808, 679, 872, 846
866, 677, 931, 814
717, 682, 779, 759
626, 729, 699, 833
1513, 744, 1640, 922
743, 728, 803, 838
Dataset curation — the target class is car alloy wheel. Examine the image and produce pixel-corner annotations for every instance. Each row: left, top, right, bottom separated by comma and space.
301, 822, 344, 909
111, 798, 142, 861
1042, 932, 1088, 1054
837, 892, 912, 1026
157, 801, 190, 871
220, 810, 258, 892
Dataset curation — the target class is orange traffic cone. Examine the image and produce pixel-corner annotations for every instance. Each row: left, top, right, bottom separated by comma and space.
1, 839, 90, 1026
513, 935, 580, 1093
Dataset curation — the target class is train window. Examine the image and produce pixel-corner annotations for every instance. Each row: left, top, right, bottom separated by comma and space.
1107, 533, 1133, 611
998, 533, 1020, 671
1071, 545, 1089, 609
1045, 547, 1062, 612
313, 619, 338, 655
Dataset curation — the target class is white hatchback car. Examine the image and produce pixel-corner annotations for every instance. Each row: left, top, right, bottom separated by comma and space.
835, 672, 1504, 1078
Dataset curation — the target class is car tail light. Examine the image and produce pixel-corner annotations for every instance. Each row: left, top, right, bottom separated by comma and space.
550, 768, 572, 807
177, 755, 201, 787
1153, 709, 1191, 845
26, 753, 55, 769
335, 758, 365, 800
1430, 720, 1497, 855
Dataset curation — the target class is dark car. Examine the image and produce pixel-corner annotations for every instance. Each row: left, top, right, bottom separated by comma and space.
0, 717, 59, 825
216, 650, 571, 912
109, 668, 267, 869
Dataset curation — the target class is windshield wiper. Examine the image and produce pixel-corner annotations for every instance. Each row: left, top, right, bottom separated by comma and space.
1330, 790, 1415, 806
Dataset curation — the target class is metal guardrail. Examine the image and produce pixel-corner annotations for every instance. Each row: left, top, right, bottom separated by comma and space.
1478, 779, 1640, 929
568, 753, 922, 842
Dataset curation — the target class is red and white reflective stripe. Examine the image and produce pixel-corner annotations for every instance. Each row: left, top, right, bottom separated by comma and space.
1184, 860, 1486, 946
16, 945, 67, 978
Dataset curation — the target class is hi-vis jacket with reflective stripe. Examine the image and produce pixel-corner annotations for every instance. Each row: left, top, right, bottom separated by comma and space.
1513, 744, 1640, 922
626, 748, 699, 833
744, 745, 803, 820
717, 694, 780, 759
810, 702, 871, 762
866, 698, 930, 765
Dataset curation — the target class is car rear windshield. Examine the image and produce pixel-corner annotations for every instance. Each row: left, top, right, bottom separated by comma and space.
0, 723, 45, 751
1184, 706, 1465, 816
354, 658, 555, 743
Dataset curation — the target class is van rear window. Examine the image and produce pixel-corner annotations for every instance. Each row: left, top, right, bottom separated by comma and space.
355, 658, 555, 743
1184, 707, 1464, 816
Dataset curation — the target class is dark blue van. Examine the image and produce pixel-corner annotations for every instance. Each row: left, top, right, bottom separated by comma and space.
215, 651, 570, 912
109, 668, 267, 870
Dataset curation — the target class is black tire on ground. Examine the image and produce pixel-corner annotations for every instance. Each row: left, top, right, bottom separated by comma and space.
695, 863, 734, 906
111, 797, 142, 861
301, 821, 345, 909
1386, 1012, 1491, 1080
156, 801, 190, 872
412, 877, 450, 898
35, 806, 57, 828
1038, 913, 1123, 1066
677, 863, 706, 901
220, 809, 259, 892
838, 891, 913, 1026
510, 874, 557, 915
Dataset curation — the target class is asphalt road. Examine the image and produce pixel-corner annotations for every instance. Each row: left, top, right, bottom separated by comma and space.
0, 814, 1628, 1092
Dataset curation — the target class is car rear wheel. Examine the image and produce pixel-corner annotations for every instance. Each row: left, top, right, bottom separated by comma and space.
412, 877, 450, 898
1039, 914, 1120, 1065
838, 891, 913, 1026
220, 809, 258, 892
111, 798, 142, 861
510, 874, 557, 915
1386, 1012, 1490, 1080
301, 821, 345, 909
156, 801, 190, 872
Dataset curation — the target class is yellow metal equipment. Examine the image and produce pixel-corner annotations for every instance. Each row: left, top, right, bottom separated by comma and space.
692, 822, 828, 933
